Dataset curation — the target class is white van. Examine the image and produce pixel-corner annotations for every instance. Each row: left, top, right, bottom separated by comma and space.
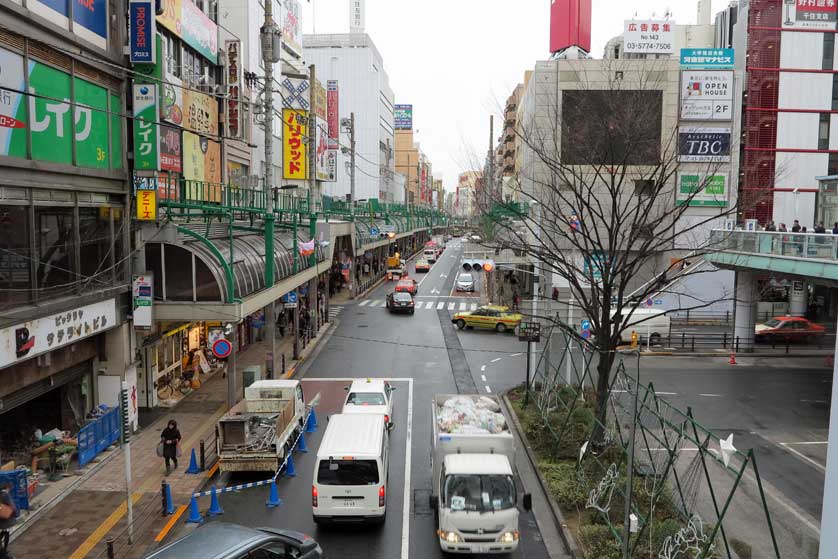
423, 248, 438, 263
312, 414, 389, 525
615, 308, 671, 345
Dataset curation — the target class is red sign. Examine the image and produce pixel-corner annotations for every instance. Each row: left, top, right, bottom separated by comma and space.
327, 80, 339, 148
212, 338, 233, 359
160, 125, 182, 173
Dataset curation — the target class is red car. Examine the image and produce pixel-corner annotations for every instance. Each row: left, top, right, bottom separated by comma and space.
394, 278, 417, 295
754, 316, 825, 343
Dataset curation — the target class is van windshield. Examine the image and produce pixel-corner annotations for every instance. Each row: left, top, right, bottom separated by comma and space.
346, 392, 386, 405
317, 459, 379, 485
443, 474, 515, 512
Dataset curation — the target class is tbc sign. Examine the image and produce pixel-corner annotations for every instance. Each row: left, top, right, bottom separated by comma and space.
677, 128, 731, 162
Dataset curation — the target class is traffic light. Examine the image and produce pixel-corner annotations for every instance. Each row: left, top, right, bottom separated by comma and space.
462, 259, 495, 272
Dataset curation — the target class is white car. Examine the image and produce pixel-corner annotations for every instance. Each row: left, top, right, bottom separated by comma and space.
342, 378, 395, 429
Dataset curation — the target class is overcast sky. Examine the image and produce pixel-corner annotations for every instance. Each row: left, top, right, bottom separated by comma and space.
300, 0, 733, 193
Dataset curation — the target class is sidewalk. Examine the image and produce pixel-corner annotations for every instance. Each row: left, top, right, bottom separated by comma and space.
8, 320, 333, 559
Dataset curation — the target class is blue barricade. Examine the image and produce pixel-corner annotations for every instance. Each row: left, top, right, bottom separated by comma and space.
78, 407, 120, 468
0, 470, 28, 511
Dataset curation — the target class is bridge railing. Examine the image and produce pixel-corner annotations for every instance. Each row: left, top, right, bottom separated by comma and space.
710, 229, 838, 260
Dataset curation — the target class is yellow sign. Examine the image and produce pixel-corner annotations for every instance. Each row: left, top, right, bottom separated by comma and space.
282, 109, 308, 180
313, 80, 327, 120
136, 190, 157, 221
183, 89, 219, 136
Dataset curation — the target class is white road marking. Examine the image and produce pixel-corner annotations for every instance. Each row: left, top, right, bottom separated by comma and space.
459, 302, 467, 311
778, 441, 828, 446
801, 399, 829, 404
656, 392, 678, 396
401, 379, 414, 559
371, 300, 382, 307
358, 300, 371, 307
436, 302, 445, 310
491, 358, 501, 363
448, 302, 456, 310
380, 300, 388, 307
510, 353, 523, 357
480, 365, 486, 372
481, 375, 487, 382
440, 274, 447, 278
485, 386, 492, 393
699, 393, 724, 397
780, 443, 826, 473
470, 303, 478, 311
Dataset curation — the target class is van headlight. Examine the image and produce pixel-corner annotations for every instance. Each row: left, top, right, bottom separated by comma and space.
498, 531, 519, 544
437, 530, 463, 543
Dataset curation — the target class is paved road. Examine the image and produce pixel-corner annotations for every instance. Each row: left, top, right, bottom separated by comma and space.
164, 239, 553, 559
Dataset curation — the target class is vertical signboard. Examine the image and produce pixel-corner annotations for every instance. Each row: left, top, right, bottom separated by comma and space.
623, 20, 674, 54
782, 0, 837, 30
129, 0, 156, 64
394, 104, 413, 130
133, 84, 159, 171
136, 189, 158, 221
132, 274, 153, 328
283, 108, 308, 179
225, 40, 242, 139
160, 125, 182, 173
281, 0, 303, 58
350, 0, 365, 32
326, 80, 339, 182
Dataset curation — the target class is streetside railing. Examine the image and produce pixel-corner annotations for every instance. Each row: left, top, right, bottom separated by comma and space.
710, 229, 838, 261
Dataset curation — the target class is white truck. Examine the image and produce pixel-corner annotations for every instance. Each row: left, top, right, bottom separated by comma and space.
216, 380, 306, 473
430, 394, 531, 555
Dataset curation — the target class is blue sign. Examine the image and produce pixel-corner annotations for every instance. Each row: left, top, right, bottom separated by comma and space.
129, 0, 156, 64
581, 320, 591, 331
73, 0, 109, 41
369, 227, 379, 237
680, 48, 734, 68
581, 330, 591, 340
281, 291, 298, 304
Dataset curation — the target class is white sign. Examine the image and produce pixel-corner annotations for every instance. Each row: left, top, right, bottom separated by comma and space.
782, 0, 837, 30
623, 20, 675, 54
680, 70, 733, 121
351, 0, 365, 33
0, 299, 118, 368
281, 0, 303, 58
132, 274, 153, 328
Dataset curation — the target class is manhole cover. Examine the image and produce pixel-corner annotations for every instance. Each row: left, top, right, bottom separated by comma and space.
358, 325, 369, 328
414, 489, 432, 515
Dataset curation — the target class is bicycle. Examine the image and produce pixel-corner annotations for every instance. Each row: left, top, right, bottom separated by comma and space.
156, 371, 194, 399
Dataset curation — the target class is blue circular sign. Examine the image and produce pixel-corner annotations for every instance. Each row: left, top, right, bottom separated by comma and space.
581, 320, 591, 331
212, 338, 233, 359
370, 227, 379, 236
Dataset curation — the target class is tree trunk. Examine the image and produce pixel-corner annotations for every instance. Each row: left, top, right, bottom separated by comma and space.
591, 348, 616, 447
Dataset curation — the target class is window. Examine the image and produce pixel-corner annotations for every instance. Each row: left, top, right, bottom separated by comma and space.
346, 392, 386, 405
164, 33, 182, 78
819, 113, 830, 151
246, 542, 299, 559
443, 475, 515, 512
78, 207, 113, 289
634, 179, 655, 197
829, 153, 838, 175
833, 75, 838, 111
317, 460, 379, 485
0, 205, 33, 308
35, 207, 75, 293
824, 33, 835, 71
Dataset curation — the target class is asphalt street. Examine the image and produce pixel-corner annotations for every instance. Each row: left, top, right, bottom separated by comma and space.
163, 239, 552, 559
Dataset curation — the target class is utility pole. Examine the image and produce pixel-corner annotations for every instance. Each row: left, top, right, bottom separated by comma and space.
261, 0, 279, 380
349, 112, 356, 219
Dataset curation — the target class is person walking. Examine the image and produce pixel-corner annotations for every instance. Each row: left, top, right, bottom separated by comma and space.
792, 220, 801, 232
815, 222, 826, 234
160, 420, 182, 475
833, 222, 838, 234
0, 482, 17, 559
765, 221, 776, 231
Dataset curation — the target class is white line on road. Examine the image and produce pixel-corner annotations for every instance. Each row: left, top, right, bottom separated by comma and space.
481, 375, 487, 382
780, 443, 826, 473
801, 399, 829, 404
401, 378, 413, 559
437, 301, 445, 310
491, 358, 502, 363
358, 300, 370, 307
371, 299, 382, 307
459, 302, 467, 311
480, 365, 486, 372
779, 441, 828, 446
485, 386, 492, 393
510, 353, 523, 357
699, 393, 724, 397
656, 392, 678, 396
448, 302, 456, 310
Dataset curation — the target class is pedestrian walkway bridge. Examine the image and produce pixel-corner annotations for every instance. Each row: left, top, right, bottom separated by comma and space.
705, 229, 838, 284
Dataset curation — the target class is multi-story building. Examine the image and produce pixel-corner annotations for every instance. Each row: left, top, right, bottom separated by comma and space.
303, 33, 396, 202
456, 171, 481, 218
0, 0, 133, 446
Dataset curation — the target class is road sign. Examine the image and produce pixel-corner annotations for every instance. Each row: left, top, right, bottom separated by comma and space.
212, 338, 233, 359
369, 227, 379, 237
654, 299, 663, 305
581, 319, 591, 331
645, 298, 654, 308
281, 291, 298, 304
581, 330, 591, 340
518, 322, 541, 343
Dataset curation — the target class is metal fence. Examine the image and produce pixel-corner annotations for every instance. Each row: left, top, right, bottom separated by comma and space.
710, 229, 838, 261
78, 407, 120, 468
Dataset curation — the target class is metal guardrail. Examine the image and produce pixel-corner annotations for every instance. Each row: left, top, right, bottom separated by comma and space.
710, 229, 838, 260
640, 331, 835, 353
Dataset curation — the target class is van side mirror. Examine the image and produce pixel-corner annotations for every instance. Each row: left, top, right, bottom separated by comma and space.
522, 493, 532, 512
387, 421, 395, 431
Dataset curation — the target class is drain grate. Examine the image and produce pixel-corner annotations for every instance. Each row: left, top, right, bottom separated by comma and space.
358, 324, 369, 328
413, 489, 433, 515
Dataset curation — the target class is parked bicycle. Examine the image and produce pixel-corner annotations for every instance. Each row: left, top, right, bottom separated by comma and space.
156, 371, 194, 399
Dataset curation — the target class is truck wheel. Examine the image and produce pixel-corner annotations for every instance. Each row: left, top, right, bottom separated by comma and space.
456, 319, 466, 330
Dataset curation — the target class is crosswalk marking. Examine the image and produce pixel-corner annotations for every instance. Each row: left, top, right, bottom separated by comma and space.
459, 302, 467, 311
358, 300, 370, 306
437, 302, 445, 310
448, 302, 456, 310
354, 298, 479, 312
380, 300, 388, 307
371, 299, 382, 307
329, 306, 344, 318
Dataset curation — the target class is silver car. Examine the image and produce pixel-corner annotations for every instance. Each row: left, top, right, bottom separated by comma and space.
455, 273, 475, 292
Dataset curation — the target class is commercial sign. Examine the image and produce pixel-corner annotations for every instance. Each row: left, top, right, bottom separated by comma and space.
680, 70, 733, 121
395, 104, 413, 130
157, 0, 218, 62
136, 189, 158, 221
160, 125, 182, 173
129, 0, 156, 64
782, 0, 837, 30
132, 274, 153, 328
0, 298, 117, 368
133, 84, 160, 171
676, 172, 728, 207
27, 0, 107, 49
225, 40, 243, 139
281, 77, 310, 110
283, 109, 308, 179
183, 132, 221, 198
678, 127, 731, 162
281, 0, 303, 59
183, 89, 219, 136
680, 48, 734, 68
327, 80, 339, 146
313, 80, 327, 120
315, 116, 335, 181
623, 20, 674, 54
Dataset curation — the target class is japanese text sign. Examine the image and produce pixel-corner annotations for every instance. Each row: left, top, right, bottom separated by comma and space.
129, 0, 156, 64
136, 189, 158, 221
623, 20, 674, 54
283, 108, 308, 179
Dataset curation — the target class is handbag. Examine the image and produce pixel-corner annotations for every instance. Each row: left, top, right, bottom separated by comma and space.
176, 443, 182, 458
0, 502, 15, 520
156, 441, 164, 458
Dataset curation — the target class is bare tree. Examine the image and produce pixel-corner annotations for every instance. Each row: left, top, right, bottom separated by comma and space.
478, 59, 746, 446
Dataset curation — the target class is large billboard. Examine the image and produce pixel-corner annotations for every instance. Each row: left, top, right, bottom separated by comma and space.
281, 0, 303, 59
680, 48, 734, 68
395, 104, 413, 130
680, 70, 733, 121
782, 0, 837, 30
283, 109, 308, 180
678, 127, 731, 162
183, 89, 219, 136
157, 0, 218, 62
623, 20, 674, 54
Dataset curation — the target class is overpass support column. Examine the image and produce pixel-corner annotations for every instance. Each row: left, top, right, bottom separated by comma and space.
820, 326, 838, 559
789, 280, 808, 317
733, 270, 757, 353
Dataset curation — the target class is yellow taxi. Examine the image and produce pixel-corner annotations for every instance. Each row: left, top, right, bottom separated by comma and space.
451, 305, 522, 333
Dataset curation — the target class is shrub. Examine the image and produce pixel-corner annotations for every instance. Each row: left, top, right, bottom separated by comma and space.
578, 524, 621, 559
541, 460, 589, 509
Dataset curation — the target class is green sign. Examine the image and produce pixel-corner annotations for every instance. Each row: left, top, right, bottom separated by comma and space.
676, 172, 728, 207
0, 46, 122, 169
132, 84, 159, 171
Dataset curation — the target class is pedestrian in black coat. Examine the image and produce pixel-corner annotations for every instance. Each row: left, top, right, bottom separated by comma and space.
160, 420, 182, 475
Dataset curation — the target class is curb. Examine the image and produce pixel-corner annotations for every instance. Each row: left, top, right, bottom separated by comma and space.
293, 319, 337, 380
637, 351, 832, 358
502, 393, 580, 559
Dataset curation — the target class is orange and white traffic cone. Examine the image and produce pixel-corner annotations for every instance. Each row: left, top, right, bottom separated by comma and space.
729, 353, 737, 365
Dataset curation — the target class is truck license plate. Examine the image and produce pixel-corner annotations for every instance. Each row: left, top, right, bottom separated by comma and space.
343, 500, 356, 508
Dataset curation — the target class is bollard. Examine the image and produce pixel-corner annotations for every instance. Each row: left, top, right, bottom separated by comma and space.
106, 537, 115, 559
186, 448, 200, 474
691, 336, 695, 352
200, 440, 206, 472
282, 353, 286, 375
735, 336, 740, 353
681, 332, 685, 349
266, 479, 282, 508
208, 486, 224, 516
161, 481, 168, 517
723, 332, 727, 349
163, 481, 175, 515
186, 495, 203, 524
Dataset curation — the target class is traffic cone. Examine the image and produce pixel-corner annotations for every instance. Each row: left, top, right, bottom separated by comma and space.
284, 455, 297, 477
208, 486, 224, 516
296, 433, 308, 453
163, 482, 175, 515
305, 409, 318, 433
729, 353, 736, 365
186, 495, 203, 524
185, 449, 200, 474
266, 479, 282, 508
